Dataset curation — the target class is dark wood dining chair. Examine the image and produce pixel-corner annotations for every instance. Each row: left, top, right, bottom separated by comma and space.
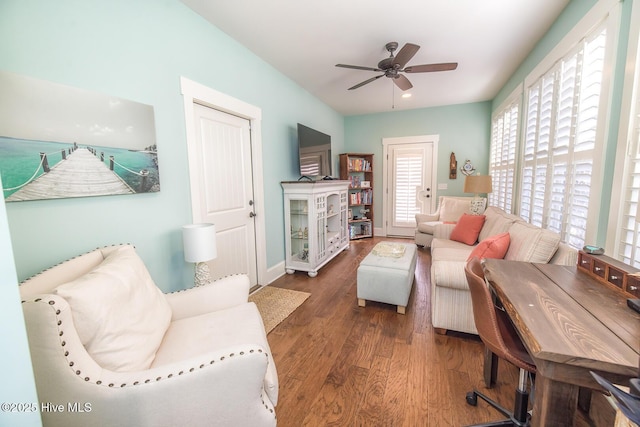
464, 257, 537, 427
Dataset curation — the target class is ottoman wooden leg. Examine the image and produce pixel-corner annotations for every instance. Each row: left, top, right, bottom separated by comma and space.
358, 298, 366, 307
397, 305, 406, 315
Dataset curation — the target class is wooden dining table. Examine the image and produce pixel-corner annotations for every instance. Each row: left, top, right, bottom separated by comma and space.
481, 259, 640, 427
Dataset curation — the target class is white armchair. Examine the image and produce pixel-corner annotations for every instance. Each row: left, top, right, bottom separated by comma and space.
19, 244, 277, 427
415, 196, 486, 247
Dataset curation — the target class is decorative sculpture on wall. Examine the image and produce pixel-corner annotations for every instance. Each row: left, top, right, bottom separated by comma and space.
449, 152, 457, 179
461, 159, 476, 176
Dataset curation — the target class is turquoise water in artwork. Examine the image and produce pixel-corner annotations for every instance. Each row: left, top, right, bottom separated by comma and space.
0, 136, 160, 199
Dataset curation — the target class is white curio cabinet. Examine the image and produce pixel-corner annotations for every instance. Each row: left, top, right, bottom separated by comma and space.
282, 181, 350, 277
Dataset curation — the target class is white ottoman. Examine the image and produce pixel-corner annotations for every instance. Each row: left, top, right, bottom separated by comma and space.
357, 242, 417, 314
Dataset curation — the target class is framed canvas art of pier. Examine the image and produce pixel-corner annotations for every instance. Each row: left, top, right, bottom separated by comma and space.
0, 71, 160, 202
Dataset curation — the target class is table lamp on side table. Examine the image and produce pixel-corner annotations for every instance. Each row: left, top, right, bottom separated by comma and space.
183, 223, 217, 287
463, 175, 492, 215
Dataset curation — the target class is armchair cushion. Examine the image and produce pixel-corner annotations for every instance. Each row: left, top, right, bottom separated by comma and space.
54, 246, 172, 372
417, 220, 441, 235
152, 301, 279, 403
439, 197, 474, 222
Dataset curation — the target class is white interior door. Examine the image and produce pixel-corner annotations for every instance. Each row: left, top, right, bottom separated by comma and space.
191, 103, 258, 283
383, 136, 438, 237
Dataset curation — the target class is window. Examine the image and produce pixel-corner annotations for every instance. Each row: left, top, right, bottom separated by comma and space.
519, 24, 608, 249
489, 93, 519, 212
393, 150, 424, 224
609, 0, 640, 268
618, 102, 640, 267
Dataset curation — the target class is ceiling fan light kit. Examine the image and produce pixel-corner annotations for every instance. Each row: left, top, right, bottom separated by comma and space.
336, 41, 458, 91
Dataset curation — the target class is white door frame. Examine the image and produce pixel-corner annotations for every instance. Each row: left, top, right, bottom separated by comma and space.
181, 76, 267, 285
381, 135, 439, 237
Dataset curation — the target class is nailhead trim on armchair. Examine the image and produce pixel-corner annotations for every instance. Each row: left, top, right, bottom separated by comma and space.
21, 296, 277, 419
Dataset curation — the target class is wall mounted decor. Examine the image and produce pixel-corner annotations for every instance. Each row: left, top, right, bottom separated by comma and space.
0, 71, 160, 202
449, 152, 457, 179
461, 159, 476, 176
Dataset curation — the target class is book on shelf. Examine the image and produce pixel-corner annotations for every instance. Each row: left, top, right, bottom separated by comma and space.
348, 158, 371, 172
349, 189, 373, 205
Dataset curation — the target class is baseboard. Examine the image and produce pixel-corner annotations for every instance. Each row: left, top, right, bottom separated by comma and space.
374, 227, 414, 239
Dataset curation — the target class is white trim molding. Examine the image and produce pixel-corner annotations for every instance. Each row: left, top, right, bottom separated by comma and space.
381, 135, 439, 237
180, 77, 268, 286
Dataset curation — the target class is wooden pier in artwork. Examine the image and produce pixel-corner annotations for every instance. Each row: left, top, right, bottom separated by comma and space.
6, 147, 134, 201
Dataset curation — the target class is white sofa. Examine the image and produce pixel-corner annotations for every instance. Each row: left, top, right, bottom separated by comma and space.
430, 206, 578, 335
19, 244, 278, 427
415, 196, 486, 247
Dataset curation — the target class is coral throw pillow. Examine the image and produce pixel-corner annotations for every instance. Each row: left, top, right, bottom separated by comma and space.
450, 214, 486, 245
468, 232, 511, 261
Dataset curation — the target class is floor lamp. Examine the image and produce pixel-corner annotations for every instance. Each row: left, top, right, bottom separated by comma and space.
463, 175, 492, 215
183, 223, 217, 287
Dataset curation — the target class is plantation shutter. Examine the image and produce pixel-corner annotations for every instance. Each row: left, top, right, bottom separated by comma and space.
618, 59, 640, 267
489, 98, 518, 212
393, 151, 423, 224
519, 25, 607, 249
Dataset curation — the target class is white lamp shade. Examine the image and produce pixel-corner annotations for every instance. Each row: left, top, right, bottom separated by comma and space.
182, 223, 217, 263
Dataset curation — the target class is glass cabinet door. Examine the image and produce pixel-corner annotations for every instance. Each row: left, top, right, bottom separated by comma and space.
289, 198, 309, 264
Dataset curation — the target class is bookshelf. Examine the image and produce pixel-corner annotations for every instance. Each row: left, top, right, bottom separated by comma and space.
339, 153, 374, 239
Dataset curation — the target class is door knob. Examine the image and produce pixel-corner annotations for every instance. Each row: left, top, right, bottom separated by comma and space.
249, 212, 257, 218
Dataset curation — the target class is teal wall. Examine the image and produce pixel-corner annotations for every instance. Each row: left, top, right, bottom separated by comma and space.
0, 0, 344, 289
345, 102, 492, 228
0, 176, 41, 427
492, 0, 635, 247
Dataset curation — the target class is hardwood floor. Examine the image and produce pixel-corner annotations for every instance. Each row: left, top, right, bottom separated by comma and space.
266, 237, 522, 426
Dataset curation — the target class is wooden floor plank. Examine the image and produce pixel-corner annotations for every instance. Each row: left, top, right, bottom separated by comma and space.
268, 237, 527, 426
381, 339, 410, 426
355, 355, 391, 426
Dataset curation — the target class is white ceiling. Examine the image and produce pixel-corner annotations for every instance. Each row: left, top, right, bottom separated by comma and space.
181, 0, 569, 116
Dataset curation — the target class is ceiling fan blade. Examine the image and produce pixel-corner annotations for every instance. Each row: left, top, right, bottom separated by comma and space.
336, 64, 381, 72
392, 43, 420, 69
393, 74, 413, 91
348, 74, 385, 90
404, 62, 458, 73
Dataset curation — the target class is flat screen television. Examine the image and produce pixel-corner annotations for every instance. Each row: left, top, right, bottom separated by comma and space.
297, 123, 332, 178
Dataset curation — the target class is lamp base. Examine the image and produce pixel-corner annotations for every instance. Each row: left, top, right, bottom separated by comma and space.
194, 262, 211, 287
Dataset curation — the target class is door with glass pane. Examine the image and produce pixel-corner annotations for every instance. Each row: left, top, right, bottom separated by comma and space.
383, 137, 436, 237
